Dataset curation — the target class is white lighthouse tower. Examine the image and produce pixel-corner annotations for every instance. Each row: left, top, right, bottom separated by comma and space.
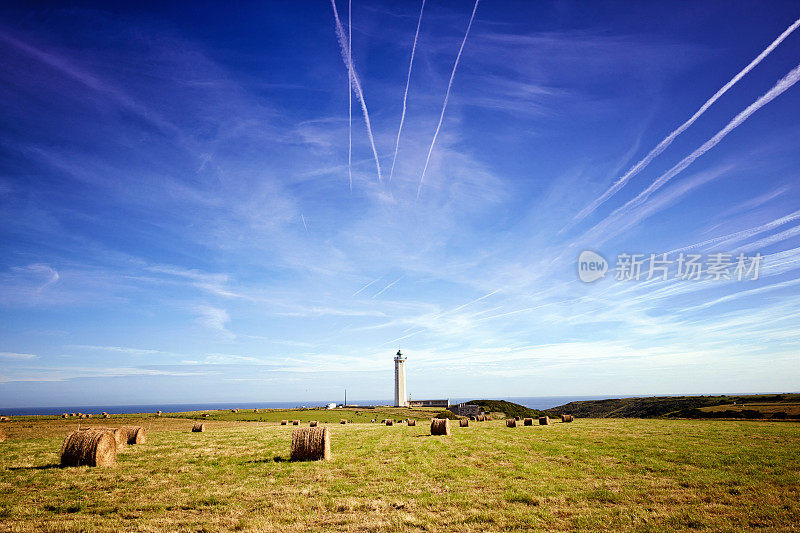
394, 349, 408, 407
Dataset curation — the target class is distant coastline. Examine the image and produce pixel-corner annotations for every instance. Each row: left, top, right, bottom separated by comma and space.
0, 395, 622, 416
3, 393, 793, 416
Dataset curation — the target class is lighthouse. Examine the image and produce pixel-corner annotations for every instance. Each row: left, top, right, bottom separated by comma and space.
394, 349, 408, 407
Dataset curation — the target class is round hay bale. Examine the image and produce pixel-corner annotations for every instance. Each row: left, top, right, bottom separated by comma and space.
385, 419, 393, 426
112, 428, 127, 452
192, 422, 205, 432
340, 419, 347, 424
280, 420, 288, 425
62, 413, 68, 419
485, 415, 492, 421
459, 419, 469, 427
523, 418, 533, 426
121, 425, 146, 444
430, 418, 450, 436
156, 411, 162, 416
561, 414, 574, 423
292, 420, 299, 426
290, 426, 331, 461
254, 409, 259, 413
539, 416, 550, 426
309, 421, 318, 427
407, 419, 416, 426
202, 413, 209, 418
86, 414, 92, 418
60, 429, 116, 467
476, 415, 485, 422
103, 414, 110, 419
514, 416, 520, 421
506, 418, 517, 428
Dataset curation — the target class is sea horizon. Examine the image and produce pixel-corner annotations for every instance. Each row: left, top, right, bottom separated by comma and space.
2, 392, 794, 416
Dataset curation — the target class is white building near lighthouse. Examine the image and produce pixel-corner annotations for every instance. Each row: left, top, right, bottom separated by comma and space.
394, 349, 408, 407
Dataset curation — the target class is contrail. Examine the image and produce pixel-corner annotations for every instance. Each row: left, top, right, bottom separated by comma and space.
330, 0, 383, 183
389, 0, 426, 183
567, 17, 800, 229
669, 209, 800, 254
301, 214, 309, 234
416, 0, 480, 199
593, 63, 800, 236
433, 289, 499, 319
731, 223, 800, 254
372, 276, 404, 298
348, 0, 353, 191
352, 275, 383, 296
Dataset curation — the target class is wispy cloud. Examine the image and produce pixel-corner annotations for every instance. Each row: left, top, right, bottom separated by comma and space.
194, 305, 233, 337
0, 352, 38, 359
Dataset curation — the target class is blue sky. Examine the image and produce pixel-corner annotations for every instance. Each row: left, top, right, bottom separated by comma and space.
1, 1, 799, 408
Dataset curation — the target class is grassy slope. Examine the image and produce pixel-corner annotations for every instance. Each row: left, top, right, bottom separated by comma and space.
545, 393, 800, 419
465, 400, 542, 419
1, 417, 799, 531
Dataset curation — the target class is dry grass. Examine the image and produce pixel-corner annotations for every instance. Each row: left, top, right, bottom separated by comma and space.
1, 416, 798, 531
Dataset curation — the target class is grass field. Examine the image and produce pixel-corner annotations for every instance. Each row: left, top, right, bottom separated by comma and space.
700, 402, 800, 417
1, 415, 799, 531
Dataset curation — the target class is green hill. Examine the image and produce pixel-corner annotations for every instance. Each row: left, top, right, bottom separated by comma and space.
466, 399, 543, 419
544, 393, 800, 419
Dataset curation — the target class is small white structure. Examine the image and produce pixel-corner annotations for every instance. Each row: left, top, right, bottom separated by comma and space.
326, 403, 337, 409
394, 350, 408, 407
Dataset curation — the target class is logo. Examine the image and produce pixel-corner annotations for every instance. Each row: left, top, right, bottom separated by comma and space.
578, 250, 608, 283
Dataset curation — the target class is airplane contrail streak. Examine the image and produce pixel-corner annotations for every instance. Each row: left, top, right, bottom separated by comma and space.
389, 0, 426, 183
330, 0, 383, 183
590, 63, 800, 238
372, 276, 404, 298
567, 17, 800, 229
416, 0, 480, 199
352, 276, 383, 297
348, 0, 353, 191
668, 209, 800, 254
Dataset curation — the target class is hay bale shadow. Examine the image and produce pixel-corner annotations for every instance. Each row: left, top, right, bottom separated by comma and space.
9, 464, 63, 471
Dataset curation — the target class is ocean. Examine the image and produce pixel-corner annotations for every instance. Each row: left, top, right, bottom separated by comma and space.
0, 395, 628, 416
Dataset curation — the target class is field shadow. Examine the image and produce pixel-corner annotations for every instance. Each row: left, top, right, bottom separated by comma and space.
244, 456, 287, 464
8, 464, 62, 471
